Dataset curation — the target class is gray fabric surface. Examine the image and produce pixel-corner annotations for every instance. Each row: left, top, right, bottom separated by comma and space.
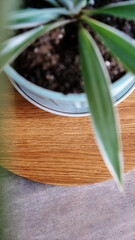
0, 168, 135, 240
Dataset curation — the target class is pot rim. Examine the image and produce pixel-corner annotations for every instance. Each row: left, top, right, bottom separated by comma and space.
4, 64, 135, 102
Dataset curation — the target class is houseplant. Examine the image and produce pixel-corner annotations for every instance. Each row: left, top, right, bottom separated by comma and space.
0, 0, 135, 189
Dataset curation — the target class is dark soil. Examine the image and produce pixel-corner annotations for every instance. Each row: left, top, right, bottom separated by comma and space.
16, 0, 135, 94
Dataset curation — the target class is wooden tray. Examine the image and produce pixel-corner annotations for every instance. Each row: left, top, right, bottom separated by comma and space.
0, 73, 135, 185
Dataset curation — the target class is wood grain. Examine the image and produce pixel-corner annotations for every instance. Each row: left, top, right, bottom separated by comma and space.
0, 73, 135, 185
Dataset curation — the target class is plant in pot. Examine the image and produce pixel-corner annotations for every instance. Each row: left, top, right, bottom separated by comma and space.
0, 0, 135, 190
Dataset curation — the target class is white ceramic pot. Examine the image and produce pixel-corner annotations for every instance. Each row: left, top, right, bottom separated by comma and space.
4, 64, 135, 117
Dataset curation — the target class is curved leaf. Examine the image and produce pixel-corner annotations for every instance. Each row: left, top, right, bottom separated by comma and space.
78, 26, 123, 189
0, 0, 17, 40
0, 19, 71, 70
81, 16, 135, 74
57, 0, 74, 11
84, 0, 135, 20
45, 0, 60, 6
73, 0, 87, 13
9, 8, 69, 29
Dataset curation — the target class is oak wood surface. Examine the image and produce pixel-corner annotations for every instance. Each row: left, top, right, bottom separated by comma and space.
0, 74, 135, 185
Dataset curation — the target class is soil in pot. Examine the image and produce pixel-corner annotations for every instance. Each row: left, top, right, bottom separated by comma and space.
15, 0, 135, 94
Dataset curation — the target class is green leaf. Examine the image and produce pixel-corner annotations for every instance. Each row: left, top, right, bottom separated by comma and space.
45, 0, 60, 6
73, 0, 87, 13
74, 0, 87, 8
84, 0, 135, 20
87, 0, 94, 4
9, 8, 69, 29
57, 0, 74, 11
78, 26, 123, 189
0, 19, 71, 70
81, 16, 135, 74
0, 0, 18, 41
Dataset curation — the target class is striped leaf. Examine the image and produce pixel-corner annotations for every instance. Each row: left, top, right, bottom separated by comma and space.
45, 0, 60, 6
57, 0, 74, 11
9, 8, 69, 29
84, 1, 135, 20
81, 16, 135, 74
0, 19, 71, 70
79, 26, 123, 189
